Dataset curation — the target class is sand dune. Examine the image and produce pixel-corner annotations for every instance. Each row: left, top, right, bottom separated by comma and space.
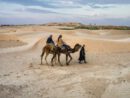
0, 34, 26, 49
0, 25, 130, 98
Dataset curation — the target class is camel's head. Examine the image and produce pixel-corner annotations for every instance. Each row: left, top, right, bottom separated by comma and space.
74, 43, 82, 52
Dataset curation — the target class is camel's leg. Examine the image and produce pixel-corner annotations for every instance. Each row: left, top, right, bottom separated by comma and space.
40, 50, 45, 65
66, 54, 68, 65
58, 53, 63, 66
51, 53, 56, 66
67, 53, 72, 65
45, 52, 49, 65
54, 55, 57, 65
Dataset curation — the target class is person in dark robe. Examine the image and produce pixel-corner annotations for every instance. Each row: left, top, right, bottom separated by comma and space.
78, 44, 87, 64
46, 35, 55, 45
46, 35, 55, 51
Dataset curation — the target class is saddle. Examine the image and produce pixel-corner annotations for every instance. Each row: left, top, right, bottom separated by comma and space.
60, 44, 71, 52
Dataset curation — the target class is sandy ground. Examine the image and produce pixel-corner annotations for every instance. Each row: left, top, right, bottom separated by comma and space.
0, 25, 130, 98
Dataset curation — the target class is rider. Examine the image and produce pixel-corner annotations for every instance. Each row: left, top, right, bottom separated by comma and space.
57, 34, 70, 50
46, 35, 55, 51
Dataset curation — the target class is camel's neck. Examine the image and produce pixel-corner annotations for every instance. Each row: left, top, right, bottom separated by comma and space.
71, 46, 79, 53
71, 48, 75, 53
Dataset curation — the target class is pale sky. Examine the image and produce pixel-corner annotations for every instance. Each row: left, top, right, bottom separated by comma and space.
0, 0, 130, 26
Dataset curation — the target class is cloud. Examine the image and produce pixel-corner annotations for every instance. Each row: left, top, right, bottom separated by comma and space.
1, 0, 130, 9
25, 8, 57, 14
70, 0, 130, 5
0, 0, 81, 9
0, 1, 130, 18
89, 4, 115, 9
0, 0, 130, 25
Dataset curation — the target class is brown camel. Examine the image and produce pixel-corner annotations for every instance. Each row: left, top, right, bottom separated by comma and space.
40, 43, 81, 66
40, 45, 56, 65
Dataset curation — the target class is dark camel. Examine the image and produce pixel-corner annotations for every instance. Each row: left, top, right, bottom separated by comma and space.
40, 44, 81, 66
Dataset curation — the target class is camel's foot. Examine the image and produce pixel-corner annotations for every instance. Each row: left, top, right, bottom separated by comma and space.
46, 63, 49, 65
54, 62, 57, 65
66, 62, 69, 66
51, 64, 54, 66
40, 63, 43, 65
84, 61, 87, 63
60, 64, 63, 66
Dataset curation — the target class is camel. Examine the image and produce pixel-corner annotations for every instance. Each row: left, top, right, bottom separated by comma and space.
40, 43, 81, 66
40, 45, 56, 65
51, 44, 81, 66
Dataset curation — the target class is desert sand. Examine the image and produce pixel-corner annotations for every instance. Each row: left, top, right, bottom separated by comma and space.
0, 25, 130, 98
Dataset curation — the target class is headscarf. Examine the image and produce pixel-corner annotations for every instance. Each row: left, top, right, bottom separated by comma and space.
58, 34, 62, 41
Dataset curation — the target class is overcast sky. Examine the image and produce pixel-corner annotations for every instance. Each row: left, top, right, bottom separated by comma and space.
0, 0, 130, 26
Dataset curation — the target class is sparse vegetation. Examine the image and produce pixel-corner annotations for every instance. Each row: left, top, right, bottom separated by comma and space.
74, 25, 130, 30
59, 28, 75, 30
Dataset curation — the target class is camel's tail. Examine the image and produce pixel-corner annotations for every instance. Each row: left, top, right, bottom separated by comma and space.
41, 47, 45, 57
40, 47, 45, 64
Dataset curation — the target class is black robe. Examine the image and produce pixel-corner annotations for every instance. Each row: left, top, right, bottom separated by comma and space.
78, 47, 86, 61
46, 37, 55, 45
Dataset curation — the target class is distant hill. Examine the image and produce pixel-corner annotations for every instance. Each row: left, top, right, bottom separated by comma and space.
1, 22, 130, 30
43, 22, 130, 30
43, 22, 83, 27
